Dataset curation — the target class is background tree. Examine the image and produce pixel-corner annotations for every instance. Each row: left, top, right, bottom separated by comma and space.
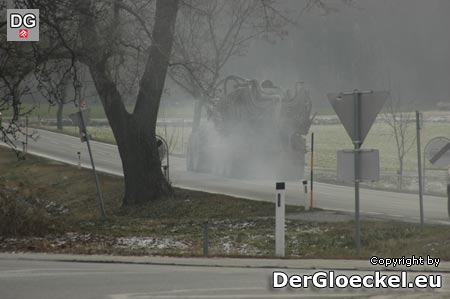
0, 0, 180, 205
1, 0, 80, 151
169, 0, 292, 131
36, 61, 78, 130
0, 17, 37, 154
169, 0, 354, 131
381, 94, 416, 190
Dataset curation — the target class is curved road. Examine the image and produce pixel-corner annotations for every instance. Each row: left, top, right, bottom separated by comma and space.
7, 129, 449, 224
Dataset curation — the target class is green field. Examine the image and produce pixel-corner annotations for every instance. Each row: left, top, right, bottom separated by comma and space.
42, 117, 450, 173
310, 121, 450, 173
5, 102, 108, 119
39, 125, 191, 156
2, 99, 195, 120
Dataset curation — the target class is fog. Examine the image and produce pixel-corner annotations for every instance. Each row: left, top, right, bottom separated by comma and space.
182, 0, 450, 180
224, 0, 450, 109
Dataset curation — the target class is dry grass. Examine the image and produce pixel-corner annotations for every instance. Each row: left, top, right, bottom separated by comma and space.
0, 146, 449, 259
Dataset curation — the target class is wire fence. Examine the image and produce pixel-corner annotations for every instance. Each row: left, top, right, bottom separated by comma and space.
307, 166, 448, 196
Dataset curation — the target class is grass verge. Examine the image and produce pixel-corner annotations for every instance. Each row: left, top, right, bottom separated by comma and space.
0, 146, 449, 259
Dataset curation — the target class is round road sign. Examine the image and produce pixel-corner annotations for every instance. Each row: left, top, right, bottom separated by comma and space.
424, 136, 450, 168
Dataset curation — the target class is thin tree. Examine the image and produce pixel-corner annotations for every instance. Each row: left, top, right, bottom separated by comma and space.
381, 94, 416, 190
36, 61, 77, 130
170, 0, 354, 132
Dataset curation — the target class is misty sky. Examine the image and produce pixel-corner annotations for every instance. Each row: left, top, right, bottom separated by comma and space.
225, 0, 450, 108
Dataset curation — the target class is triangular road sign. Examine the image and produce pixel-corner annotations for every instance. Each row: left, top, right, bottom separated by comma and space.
327, 91, 389, 144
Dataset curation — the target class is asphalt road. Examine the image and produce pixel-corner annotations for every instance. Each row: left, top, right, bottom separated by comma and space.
1, 257, 449, 299
6, 129, 450, 224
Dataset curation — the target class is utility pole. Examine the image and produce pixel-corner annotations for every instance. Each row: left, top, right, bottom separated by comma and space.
310, 132, 314, 210
448, 177, 450, 220
416, 111, 424, 228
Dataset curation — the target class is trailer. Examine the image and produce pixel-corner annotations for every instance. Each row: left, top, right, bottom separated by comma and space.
187, 76, 314, 180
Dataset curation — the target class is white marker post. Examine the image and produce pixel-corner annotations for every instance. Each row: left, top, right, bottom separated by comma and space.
275, 182, 285, 257
302, 180, 308, 210
77, 151, 81, 169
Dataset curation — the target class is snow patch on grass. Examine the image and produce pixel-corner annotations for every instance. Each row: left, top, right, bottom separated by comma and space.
115, 237, 189, 250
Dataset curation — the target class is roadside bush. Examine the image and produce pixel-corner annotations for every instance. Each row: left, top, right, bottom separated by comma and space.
0, 186, 62, 237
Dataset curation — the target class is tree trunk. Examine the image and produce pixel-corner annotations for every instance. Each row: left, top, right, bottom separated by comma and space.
78, 0, 179, 206
12, 88, 20, 122
192, 100, 203, 132
114, 117, 171, 206
56, 102, 64, 130
57, 78, 69, 130
398, 158, 404, 190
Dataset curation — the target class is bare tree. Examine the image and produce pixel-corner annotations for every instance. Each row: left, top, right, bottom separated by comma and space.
169, 0, 292, 131
36, 60, 78, 130
381, 94, 416, 190
301, 0, 357, 14
0, 0, 81, 153
170, 0, 353, 132
1, 0, 179, 205
75, 0, 180, 205
0, 21, 37, 155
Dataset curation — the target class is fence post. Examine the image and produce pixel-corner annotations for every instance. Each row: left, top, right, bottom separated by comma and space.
203, 221, 209, 256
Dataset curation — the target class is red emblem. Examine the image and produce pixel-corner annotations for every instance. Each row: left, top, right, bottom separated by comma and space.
19, 29, 28, 38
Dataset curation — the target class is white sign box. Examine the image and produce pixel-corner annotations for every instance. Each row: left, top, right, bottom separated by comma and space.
337, 149, 380, 182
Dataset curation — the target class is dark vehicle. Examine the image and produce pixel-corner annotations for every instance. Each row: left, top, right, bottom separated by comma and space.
187, 76, 314, 180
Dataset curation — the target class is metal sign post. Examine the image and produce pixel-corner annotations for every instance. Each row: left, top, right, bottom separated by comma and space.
424, 136, 450, 221
353, 90, 364, 256
328, 90, 388, 256
70, 110, 106, 217
275, 182, 285, 257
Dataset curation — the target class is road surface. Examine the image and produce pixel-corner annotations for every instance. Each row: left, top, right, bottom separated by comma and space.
1, 255, 449, 299
4, 129, 449, 224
